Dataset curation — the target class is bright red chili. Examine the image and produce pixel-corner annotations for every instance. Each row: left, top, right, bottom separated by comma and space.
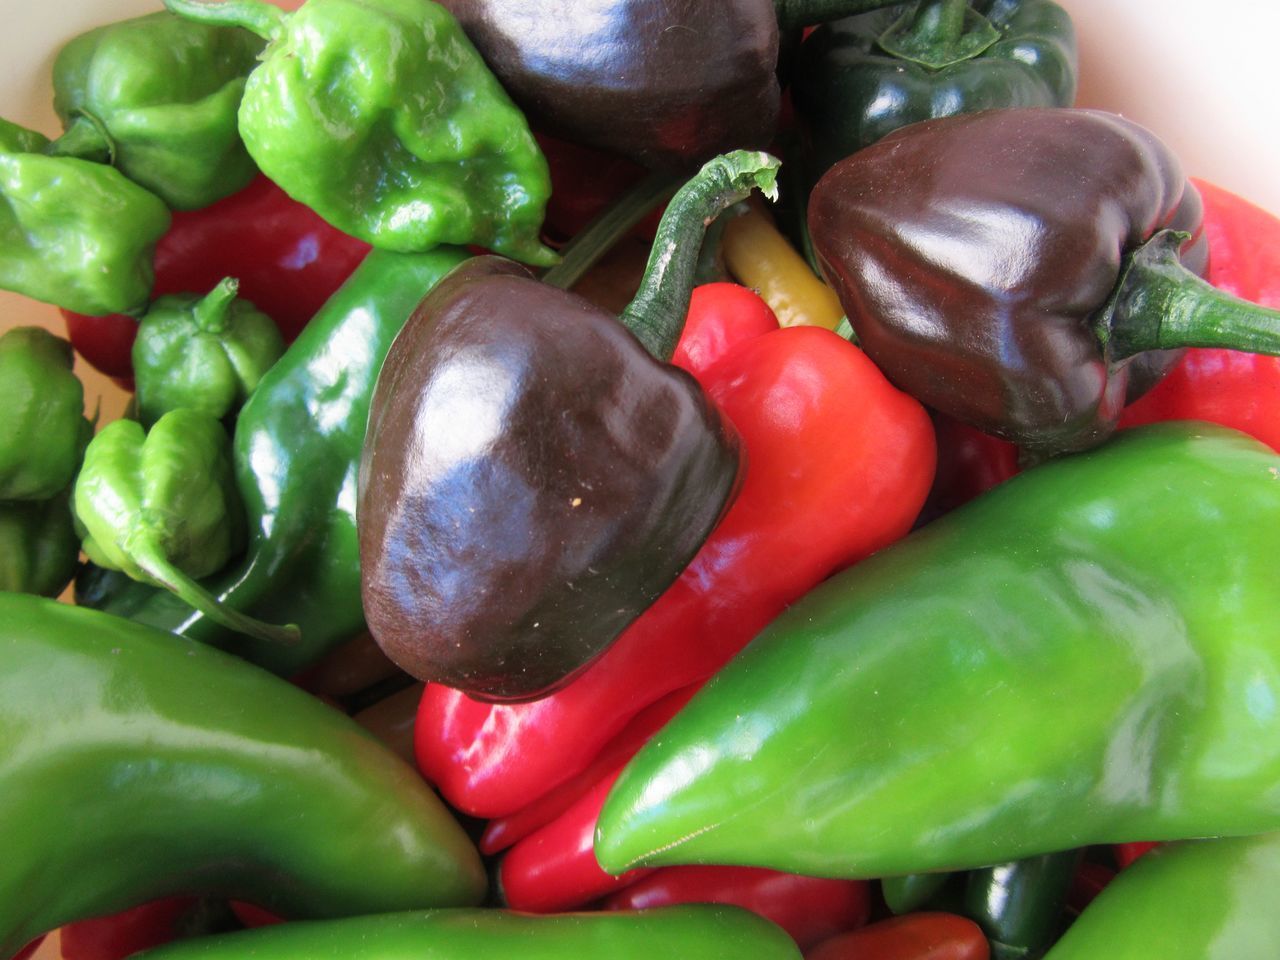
805, 913, 990, 960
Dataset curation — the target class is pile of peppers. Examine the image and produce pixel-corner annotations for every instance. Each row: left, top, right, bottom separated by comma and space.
3, 0, 1280, 958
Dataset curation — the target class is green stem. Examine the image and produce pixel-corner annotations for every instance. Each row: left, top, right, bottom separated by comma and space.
129, 539, 300, 647
45, 115, 113, 165
877, 0, 1001, 69
162, 0, 286, 40
774, 0, 905, 33
620, 150, 781, 362
541, 172, 681, 291
1106, 229, 1280, 359
194, 278, 240, 335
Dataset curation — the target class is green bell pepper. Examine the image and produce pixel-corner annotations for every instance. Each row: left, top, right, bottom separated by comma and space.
49, 11, 263, 210
0, 326, 91, 501
1045, 834, 1280, 958
163, 0, 556, 266
133, 278, 285, 427
596, 424, 1280, 878
0, 594, 486, 959
0, 117, 170, 316
0, 493, 79, 597
74, 408, 297, 646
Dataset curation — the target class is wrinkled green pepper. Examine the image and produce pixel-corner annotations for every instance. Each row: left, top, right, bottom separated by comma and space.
49, 11, 263, 210
0, 594, 486, 959
89, 246, 470, 675
596, 424, 1280, 878
133, 278, 284, 427
0, 326, 91, 501
0, 493, 79, 597
74, 408, 297, 646
163, 0, 556, 266
0, 117, 170, 315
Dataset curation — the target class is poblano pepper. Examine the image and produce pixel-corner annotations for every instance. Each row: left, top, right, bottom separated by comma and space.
88, 246, 470, 676
0, 118, 170, 316
133, 277, 284, 427
0, 493, 79, 597
0, 594, 486, 959
49, 11, 263, 210
0, 326, 91, 501
74, 408, 298, 646
162, 0, 556, 266
596, 424, 1280, 879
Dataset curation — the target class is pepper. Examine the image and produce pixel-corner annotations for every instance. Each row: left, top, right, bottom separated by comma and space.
0, 117, 170, 316
360, 152, 777, 701
49, 11, 262, 210
74, 409, 298, 646
163, 0, 555, 266
62, 175, 370, 384
595, 423, 1280, 878
807, 107, 1280, 455
0, 326, 90, 501
133, 906, 803, 960
961, 851, 1079, 960
61, 899, 239, 960
88, 246, 470, 675
806, 913, 990, 960
0, 594, 485, 958
415, 282, 935, 815
0, 494, 80, 598
793, 0, 1077, 177
1043, 834, 1280, 958
132, 278, 284, 427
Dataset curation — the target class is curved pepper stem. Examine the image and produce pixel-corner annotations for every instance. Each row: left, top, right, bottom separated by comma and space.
620, 150, 781, 362
45, 115, 114, 165
1105, 229, 1280, 360
877, 0, 1001, 70
774, 0, 904, 33
193, 277, 240, 335
162, 0, 286, 40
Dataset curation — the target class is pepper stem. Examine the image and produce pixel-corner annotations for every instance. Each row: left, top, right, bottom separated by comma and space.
620, 150, 781, 362
774, 0, 906, 33
193, 278, 240, 335
877, 0, 1001, 70
128, 538, 300, 646
162, 0, 286, 40
1105, 229, 1280, 359
45, 115, 114, 165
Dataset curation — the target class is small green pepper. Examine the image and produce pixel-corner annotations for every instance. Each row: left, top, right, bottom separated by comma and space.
0, 326, 91, 501
0, 493, 80, 598
163, 0, 557, 266
133, 278, 285, 427
0, 117, 170, 316
49, 11, 264, 210
74, 409, 298, 646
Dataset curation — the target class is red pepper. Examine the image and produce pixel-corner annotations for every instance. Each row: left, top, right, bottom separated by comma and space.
1113, 841, 1160, 870
1067, 861, 1115, 917
61, 176, 370, 383
8, 937, 44, 960
805, 913, 990, 960
1119, 179, 1280, 452
536, 132, 661, 246
917, 411, 1020, 522
604, 867, 870, 952
60, 898, 228, 960
416, 286, 935, 819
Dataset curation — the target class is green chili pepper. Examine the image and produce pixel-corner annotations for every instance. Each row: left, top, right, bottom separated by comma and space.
163, 0, 556, 266
881, 872, 958, 915
132, 906, 802, 960
0, 493, 80, 597
133, 278, 285, 427
0, 326, 91, 501
49, 11, 263, 210
1045, 833, 1280, 958
596, 424, 1280, 878
74, 408, 298, 646
91, 246, 470, 675
0, 594, 486, 959
0, 117, 170, 316
964, 851, 1080, 959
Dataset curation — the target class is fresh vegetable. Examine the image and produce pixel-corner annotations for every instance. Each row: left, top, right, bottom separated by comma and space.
132, 278, 284, 427
49, 11, 262, 210
88, 246, 470, 675
963, 852, 1079, 960
163, 0, 556, 266
360, 153, 779, 701
60, 899, 238, 960
0, 594, 485, 958
806, 913, 990, 960
0, 493, 79, 597
596, 424, 1280, 877
0, 117, 170, 316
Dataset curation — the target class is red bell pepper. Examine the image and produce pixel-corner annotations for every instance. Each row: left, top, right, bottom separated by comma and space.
1119, 178, 1280, 451
918, 411, 1020, 522
1113, 841, 1160, 870
416, 284, 935, 819
61, 176, 370, 383
8, 937, 44, 960
805, 913, 990, 960
60, 898, 233, 960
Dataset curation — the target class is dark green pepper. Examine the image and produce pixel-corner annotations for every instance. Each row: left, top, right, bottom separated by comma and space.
92, 246, 470, 675
0, 493, 80, 597
596, 424, 1280, 878
963, 851, 1080, 959
0, 594, 485, 958
49, 11, 264, 210
133, 278, 285, 427
74, 408, 298, 646
163, 0, 556, 266
0, 326, 90, 501
0, 117, 170, 316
